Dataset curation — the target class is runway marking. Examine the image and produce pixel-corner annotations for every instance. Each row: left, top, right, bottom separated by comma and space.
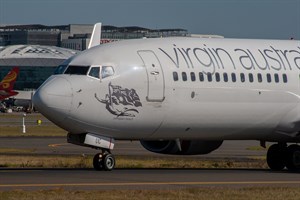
48, 143, 68, 147
1, 181, 300, 188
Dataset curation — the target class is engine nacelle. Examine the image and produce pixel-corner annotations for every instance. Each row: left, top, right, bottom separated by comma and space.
140, 140, 223, 155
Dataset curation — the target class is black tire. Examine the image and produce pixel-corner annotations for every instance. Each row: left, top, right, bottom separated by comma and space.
267, 144, 287, 171
103, 154, 115, 171
93, 153, 104, 171
286, 145, 300, 171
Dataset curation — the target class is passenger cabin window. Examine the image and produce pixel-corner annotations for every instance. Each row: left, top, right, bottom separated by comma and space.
267, 73, 272, 83
223, 73, 228, 82
257, 73, 262, 83
173, 72, 178, 81
207, 72, 212, 82
231, 73, 236, 82
101, 66, 114, 79
274, 73, 279, 83
64, 65, 89, 75
171, 71, 289, 84
215, 72, 220, 82
249, 73, 254, 83
182, 72, 187, 81
199, 72, 204, 82
89, 67, 100, 79
283, 74, 288, 83
190, 72, 196, 82
240, 73, 245, 82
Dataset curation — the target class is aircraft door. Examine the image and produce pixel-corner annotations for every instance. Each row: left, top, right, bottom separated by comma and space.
138, 50, 165, 102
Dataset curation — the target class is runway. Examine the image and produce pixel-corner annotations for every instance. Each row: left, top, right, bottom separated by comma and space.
0, 168, 300, 191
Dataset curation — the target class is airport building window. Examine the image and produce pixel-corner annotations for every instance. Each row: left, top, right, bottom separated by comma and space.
257, 73, 262, 83
267, 73, 272, 83
101, 66, 114, 79
173, 72, 178, 81
190, 72, 196, 82
249, 73, 254, 83
274, 73, 279, 83
0, 66, 57, 90
207, 72, 212, 82
182, 72, 187, 81
231, 73, 236, 82
215, 72, 220, 82
223, 73, 228, 82
283, 74, 288, 83
199, 72, 204, 82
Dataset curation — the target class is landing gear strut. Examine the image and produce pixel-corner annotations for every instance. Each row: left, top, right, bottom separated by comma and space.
93, 151, 115, 171
267, 143, 300, 171
67, 133, 116, 171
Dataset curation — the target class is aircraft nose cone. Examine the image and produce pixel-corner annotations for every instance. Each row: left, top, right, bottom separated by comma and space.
33, 76, 73, 123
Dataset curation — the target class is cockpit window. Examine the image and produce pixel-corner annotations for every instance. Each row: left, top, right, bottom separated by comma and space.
101, 66, 114, 79
54, 65, 67, 74
64, 65, 89, 75
88, 67, 100, 79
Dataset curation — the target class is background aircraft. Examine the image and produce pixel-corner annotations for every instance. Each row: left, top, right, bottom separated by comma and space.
0, 67, 19, 100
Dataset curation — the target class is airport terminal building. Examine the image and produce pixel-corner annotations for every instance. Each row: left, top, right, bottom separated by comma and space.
0, 45, 77, 91
0, 24, 188, 51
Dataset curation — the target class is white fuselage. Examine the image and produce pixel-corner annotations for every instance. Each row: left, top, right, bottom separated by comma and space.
33, 37, 300, 142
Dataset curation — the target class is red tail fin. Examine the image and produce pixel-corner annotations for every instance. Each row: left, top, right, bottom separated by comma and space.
0, 67, 19, 91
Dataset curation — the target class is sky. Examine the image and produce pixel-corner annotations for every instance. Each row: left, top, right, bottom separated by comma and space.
0, 0, 299, 40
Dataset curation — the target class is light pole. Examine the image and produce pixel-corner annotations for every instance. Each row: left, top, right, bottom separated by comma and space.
22, 113, 26, 134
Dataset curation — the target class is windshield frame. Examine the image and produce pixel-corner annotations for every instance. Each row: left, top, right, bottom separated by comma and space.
87, 65, 115, 81
87, 65, 101, 80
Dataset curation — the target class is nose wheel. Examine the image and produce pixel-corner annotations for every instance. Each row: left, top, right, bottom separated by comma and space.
93, 152, 115, 171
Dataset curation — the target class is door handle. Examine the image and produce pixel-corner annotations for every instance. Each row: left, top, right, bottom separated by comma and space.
151, 71, 159, 75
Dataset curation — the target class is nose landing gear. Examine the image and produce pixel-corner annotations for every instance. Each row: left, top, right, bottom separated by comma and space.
267, 143, 300, 171
67, 133, 116, 171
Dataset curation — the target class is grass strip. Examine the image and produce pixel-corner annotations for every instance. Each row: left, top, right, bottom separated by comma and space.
0, 155, 268, 169
0, 113, 67, 137
0, 125, 67, 137
0, 187, 300, 200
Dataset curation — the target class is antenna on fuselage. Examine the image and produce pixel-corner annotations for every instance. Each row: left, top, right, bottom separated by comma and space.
88, 22, 102, 49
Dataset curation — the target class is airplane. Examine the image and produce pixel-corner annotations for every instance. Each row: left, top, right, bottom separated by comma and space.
0, 67, 19, 100
33, 36, 300, 171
